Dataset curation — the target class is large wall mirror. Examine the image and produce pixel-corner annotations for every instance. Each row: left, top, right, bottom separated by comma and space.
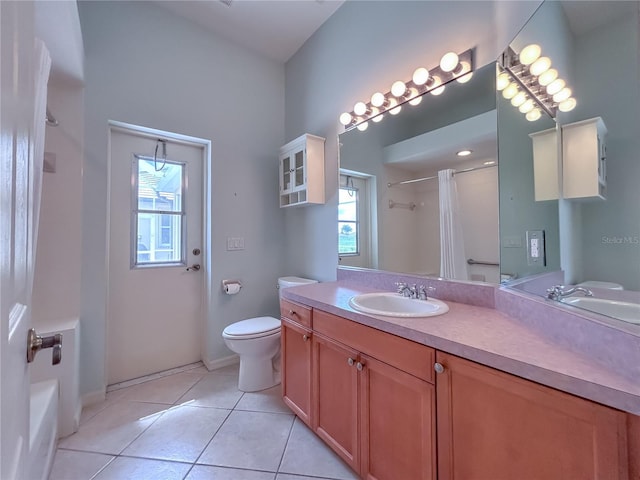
498, 0, 640, 326
338, 0, 639, 327
339, 63, 500, 283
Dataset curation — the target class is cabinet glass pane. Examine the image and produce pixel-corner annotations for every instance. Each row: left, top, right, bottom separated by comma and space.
282, 155, 292, 190
295, 150, 304, 186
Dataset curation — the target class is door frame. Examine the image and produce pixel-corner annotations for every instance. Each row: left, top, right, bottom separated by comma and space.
105, 120, 212, 384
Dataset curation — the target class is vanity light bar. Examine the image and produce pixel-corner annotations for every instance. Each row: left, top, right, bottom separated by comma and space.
339, 49, 475, 131
497, 45, 576, 121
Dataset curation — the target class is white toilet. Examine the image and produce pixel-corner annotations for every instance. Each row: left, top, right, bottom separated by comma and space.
222, 276, 317, 392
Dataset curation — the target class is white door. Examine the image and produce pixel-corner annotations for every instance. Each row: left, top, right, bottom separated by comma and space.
108, 128, 204, 385
1, 4, 48, 478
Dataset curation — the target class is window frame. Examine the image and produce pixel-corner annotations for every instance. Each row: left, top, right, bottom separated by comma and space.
130, 155, 187, 268
338, 184, 360, 256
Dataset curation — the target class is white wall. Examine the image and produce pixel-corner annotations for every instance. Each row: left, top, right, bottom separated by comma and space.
32, 82, 84, 327
283, 0, 541, 282
78, 2, 286, 396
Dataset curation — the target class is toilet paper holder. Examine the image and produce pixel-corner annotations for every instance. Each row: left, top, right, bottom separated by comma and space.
222, 279, 242, 295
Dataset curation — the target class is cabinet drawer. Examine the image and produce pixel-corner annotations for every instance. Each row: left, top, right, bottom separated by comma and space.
280, 299, 312, 328
314, 309, 434, 383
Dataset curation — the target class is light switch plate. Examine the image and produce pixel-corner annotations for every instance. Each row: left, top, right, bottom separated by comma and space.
226, 237, 245, 251
526, 230, 546, 266
503, 235, 522, 248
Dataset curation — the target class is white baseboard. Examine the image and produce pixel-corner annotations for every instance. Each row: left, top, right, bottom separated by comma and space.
203, 354, 239, 372
81, 389, 106, 408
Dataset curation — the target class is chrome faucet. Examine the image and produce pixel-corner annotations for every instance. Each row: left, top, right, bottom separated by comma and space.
395, 283, 431, 300
546, 284, 594, 301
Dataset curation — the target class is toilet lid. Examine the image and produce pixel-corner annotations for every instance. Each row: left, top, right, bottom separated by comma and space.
223, 316, 281, 338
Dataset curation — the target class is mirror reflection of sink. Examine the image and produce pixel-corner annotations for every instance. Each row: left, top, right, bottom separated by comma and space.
561, 297, 640, 325
349, 293, 449, 318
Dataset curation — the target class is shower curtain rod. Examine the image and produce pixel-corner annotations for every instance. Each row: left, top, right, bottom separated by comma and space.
387, 163, 497, 188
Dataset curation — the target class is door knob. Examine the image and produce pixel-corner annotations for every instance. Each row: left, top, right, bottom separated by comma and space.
186, 264, 201, 271
27, 329, 62, 365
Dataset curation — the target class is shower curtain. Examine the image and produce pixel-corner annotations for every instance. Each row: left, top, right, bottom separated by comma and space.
438, 169, 468, 280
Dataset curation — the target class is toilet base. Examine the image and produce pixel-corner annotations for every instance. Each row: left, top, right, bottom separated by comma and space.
238, 355, 280, 392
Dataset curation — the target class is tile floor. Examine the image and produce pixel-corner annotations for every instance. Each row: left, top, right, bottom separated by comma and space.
51, 364, 358, 480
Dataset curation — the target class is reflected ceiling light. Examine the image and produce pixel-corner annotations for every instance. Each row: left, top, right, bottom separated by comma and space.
558, 97, 577, 112
483, 160, 496, 166
530, 56, 552, 76
440, 52, 459, 72
502, 83, 519, 99
337, 48, 475, 131
519, 44, 541, 65
456, 149, 472, 157
498, 45, 577, 121
372, 114, 384, 123
526, 109, 542, 121
357, 121, 369, 131
538, 68, 558, 86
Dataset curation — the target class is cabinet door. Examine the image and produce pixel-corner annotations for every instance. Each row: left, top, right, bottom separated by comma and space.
313, 333, 359, 472
436, 352, 628, 480
360, 354, 436, 480
281, 318, 313, 426
279, 152, 293, 194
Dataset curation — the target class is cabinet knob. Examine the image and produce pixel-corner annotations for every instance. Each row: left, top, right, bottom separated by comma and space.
302, 334, 310, 342
347, 357, 355, 366
356, 361, 365, 371
434, 362, 445, 374
288, 310, 298, 317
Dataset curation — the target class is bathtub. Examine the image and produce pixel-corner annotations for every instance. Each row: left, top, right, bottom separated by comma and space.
27, 380, 58, 480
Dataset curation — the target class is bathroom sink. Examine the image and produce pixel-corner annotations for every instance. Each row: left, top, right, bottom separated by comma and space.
348, 293, 449, 318
562, 297, 640, 324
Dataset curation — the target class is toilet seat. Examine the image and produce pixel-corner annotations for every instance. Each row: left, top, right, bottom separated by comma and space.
223, 316, 281, 340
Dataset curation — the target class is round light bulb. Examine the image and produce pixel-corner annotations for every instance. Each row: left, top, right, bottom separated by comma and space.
502, 82, 519, 100
496, 72, 511, 91
429, 77, 445, 96
339, 112, 353, 126
546, 78, 566, 96
511, 91, 527, 107
372, 114, 384, 123
526, 109, 542, 122
529, 56, 551, 76
353, 102, 368, 116
553, 87, 572, 103
391, 80, 407, 98
518, 99, 535, 113
412, 67, 430, 86
440, 52, 459, 72
538, 68, 558, 86
388, 98, 401, 115
519, 44, 541, 65
356, 122, 369, 131
371, 92, 386, 107
390, 106, 402, 115
558, 97, 577, 112
408, 88, 422, 106
456, 71, 473, 84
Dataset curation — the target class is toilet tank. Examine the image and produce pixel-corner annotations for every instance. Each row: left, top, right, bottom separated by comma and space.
278, 276, 318, 298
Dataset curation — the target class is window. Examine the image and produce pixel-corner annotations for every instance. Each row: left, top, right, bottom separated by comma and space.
338, 185, 359, 255
132, 156, 185, 266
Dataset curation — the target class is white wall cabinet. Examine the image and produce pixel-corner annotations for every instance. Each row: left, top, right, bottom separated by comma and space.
562, 117, 607, 200
279, 133, 325, 208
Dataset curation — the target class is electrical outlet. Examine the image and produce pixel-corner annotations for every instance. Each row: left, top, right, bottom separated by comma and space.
526, 230, 546, 266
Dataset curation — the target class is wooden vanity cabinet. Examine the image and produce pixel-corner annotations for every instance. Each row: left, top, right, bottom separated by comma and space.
280, 300, 313, 427
312, 309, 436, 480
435, 351, 629, 480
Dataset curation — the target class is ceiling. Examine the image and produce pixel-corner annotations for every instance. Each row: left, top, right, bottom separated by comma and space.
153, 0, 346, 63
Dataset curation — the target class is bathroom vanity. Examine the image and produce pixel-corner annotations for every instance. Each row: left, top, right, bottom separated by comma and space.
280, 279, 640, 480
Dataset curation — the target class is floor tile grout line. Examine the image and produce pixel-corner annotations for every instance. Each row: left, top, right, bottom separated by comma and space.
190, 406, 235, 466
275, 414, 297, 474
87, 455, 117, 480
